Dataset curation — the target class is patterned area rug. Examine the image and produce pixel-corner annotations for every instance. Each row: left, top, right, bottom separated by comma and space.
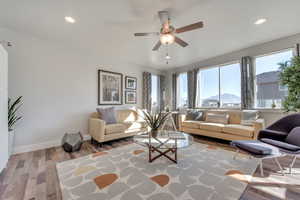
56, 142, 258, 200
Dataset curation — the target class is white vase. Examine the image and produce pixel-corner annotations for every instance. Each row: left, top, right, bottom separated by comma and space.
8, 130, 15, 156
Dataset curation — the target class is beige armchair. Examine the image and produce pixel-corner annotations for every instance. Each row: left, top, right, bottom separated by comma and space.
88, 109, 147, 145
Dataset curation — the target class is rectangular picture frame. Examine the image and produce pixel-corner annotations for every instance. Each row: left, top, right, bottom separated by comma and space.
125, 90, 137, 104
98, 69, 123, 105
125, 76, 137, 90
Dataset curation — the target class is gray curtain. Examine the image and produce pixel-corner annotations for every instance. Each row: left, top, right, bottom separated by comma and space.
172, 73, 178, 110
142, 72, 152, 111
295, 43, 300, 57
187, 69, 198, 108
241, 56, 255, 109
159, 75, 166, 111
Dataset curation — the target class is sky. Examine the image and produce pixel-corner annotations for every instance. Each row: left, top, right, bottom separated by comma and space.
177, 49, 293, 103
255, 50, 293, 75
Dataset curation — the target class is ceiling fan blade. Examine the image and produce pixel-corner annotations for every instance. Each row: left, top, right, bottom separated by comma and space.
134, 32, 159, 36
176, 21, 204, 34
175, 36, 188, 47
158, 11, 169, 25
152, 41, 162, 51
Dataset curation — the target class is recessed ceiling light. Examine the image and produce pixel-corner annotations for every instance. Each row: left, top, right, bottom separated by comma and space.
65, 16, 76, 24
165, 55, 171, 60
254, 18, 267, 25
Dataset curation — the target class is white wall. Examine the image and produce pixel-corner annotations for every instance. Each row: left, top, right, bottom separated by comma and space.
0, 27, 163, 154
0, 44, 8, 171
164, 33, 300, 126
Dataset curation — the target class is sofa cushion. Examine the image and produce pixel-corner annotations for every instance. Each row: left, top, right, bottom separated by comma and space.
285, 127, 300, 147
116, 109, 138, 123
182, 120, 203, 129
205, 113, 229, 124
123, 121, 147, 130
261, 138, 300, 152
186, 110, 204, 121
200, 122, 225, 132
97, 107, 117, 124
105, 123, 126, 135
223, 124, 254, 138
241, 110, 259, 126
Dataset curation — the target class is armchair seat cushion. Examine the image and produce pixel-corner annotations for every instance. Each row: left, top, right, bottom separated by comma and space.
261, 138, 300, 152
123, 121, 147, 130
105, 123, 126, 135
182, 120, 203, 129
200, 122, 225, 132
223, 124, 254, 137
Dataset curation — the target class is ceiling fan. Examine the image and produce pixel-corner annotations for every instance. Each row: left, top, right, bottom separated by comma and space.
134, 11, 204, 51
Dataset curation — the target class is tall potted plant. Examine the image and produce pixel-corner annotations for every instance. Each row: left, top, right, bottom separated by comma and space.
279, 56, 300, 112
8, 96, 23, 155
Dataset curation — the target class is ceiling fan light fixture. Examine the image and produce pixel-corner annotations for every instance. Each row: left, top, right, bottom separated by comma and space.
65, 16, 76, 24
160, 33, 175, 45
254, 18, 267, 25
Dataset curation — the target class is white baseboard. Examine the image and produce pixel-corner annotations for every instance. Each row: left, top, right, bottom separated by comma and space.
13, 134, 91, 154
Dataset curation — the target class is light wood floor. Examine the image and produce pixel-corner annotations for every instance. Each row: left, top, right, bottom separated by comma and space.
0, 135, 300, 200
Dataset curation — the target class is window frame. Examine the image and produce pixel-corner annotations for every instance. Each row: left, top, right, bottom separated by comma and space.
176, 72, 188, 109
151, 74, 160, 112
253, 48, 294, 109
195, 60, 241, 109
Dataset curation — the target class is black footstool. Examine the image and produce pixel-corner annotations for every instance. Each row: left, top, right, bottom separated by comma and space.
231, 140, 285, 176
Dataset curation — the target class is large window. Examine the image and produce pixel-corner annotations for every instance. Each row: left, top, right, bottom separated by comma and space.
220, 63, 241, 108
151, 74, 159, 112
196, 62, 241, 108
198, 67, 219, 108
176, 72, 188, 108
254, 49, 293, 108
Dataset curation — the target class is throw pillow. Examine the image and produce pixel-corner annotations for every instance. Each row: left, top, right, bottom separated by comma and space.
285, 127, 300, 147
241, 110, 259, 126
186, 110, 204, 121
96, 107, 117, 124
205, 113, 229, 124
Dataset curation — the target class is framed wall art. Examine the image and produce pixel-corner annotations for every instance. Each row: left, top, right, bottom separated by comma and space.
125, 91, 137, 104
98, 70, 123, 105
125, 76, 137, 90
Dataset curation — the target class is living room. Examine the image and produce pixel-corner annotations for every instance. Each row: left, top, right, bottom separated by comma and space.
1, 1, 300, 200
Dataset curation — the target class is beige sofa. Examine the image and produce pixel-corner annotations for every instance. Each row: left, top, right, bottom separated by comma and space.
89, 109, 147, 144
179, 110, 265, 141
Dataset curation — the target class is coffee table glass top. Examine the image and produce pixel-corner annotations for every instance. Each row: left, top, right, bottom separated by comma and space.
133, 130, 193, 149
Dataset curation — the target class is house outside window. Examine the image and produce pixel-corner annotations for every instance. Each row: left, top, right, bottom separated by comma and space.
254, 49, 293, 109
196, 62, 241, 108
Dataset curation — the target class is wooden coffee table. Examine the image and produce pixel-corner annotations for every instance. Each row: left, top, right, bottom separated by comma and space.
134, 130, 193, 163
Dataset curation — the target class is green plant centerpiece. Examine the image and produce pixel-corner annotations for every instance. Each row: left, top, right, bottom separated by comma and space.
8, 96, 23, 132
142, 110, 170, 136
279, 56, 300, 112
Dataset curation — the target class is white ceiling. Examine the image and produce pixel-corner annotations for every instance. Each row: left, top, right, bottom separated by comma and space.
1, 0, 300, 70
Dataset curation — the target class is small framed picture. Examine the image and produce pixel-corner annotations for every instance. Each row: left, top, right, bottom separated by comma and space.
125, 76, 137, 90
125, 91, 137, 104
